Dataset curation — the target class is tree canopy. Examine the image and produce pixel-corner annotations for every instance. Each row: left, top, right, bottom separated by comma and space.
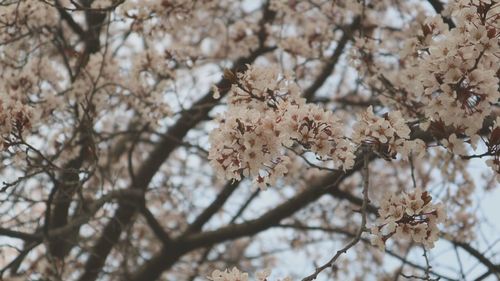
0, 0, 499, 280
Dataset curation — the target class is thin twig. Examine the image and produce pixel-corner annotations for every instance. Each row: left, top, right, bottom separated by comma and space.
302, 148, 371, 281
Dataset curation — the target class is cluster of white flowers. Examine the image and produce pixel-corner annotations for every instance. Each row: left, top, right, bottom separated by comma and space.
209, 267, 290, 281
397, 0, 499, 144
210, 267, 249, 281
208, 66, 300, 188
209, 66, 356, 188
375, 0, 500, 179
352, 106, 425, 160
412, 18, 496, 132
281, 103, 356, 169
208, 107, 290, 188
371, 188, 447, 249
353, 107, 410, 144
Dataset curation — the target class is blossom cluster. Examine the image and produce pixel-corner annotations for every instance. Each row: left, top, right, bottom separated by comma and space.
281, 103, 356, 169
210, 267, 249, 281
352, 106, 425, 160
208, 107, 290, 188
208, 66, 356, 188
209, 267, 290, 281
371, 0, 500, 179
371, 188, 447, 249
398, 4, 499, 137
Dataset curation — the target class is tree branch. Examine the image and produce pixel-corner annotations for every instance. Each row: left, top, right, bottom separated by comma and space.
303, 17, 361, 102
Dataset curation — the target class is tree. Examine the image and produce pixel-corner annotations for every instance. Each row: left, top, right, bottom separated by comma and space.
0, 0, 499, 280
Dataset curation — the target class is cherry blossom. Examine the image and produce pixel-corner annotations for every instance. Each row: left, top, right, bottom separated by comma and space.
371, 188, 447, 249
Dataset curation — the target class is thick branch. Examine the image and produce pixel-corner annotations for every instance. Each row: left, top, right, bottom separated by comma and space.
128, 154, 369, 281
0, 228, 40, 242
55, 0, 86, 37
452, 241, 500, 276
47, 155, 84, 258
185, 181, 240, 234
